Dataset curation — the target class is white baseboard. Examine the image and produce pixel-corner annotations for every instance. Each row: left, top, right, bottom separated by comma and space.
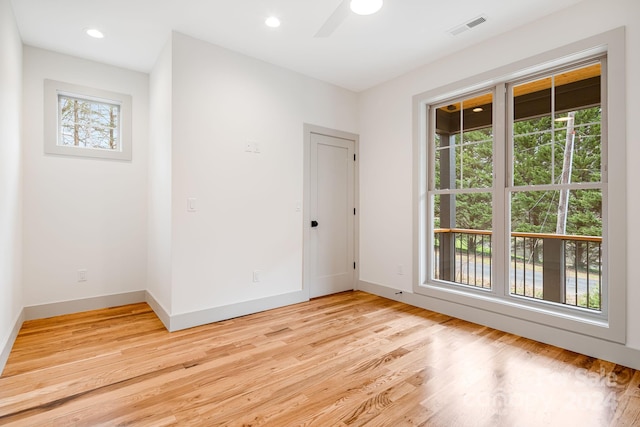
358, 280, 640, 370
23, 291, 147, 321
145, 290, 171, 330
0, 309, 24, 376
18, 289, 308, 335
161, 290, 308, 332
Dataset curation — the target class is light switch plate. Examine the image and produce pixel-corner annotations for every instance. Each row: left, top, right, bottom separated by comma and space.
187, 198, 197, 212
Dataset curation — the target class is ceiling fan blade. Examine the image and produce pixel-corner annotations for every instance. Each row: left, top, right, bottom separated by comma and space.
314, 0, 351, 38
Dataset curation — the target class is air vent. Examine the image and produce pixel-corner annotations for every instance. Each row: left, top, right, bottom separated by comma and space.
448, 15, 488, 36
466, 16, 486, 28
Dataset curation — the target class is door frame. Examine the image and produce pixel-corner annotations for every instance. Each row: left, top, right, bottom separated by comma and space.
303, 123, 359, 299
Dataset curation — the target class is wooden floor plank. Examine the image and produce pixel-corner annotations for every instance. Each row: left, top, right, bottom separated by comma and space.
1, 291, 637, 426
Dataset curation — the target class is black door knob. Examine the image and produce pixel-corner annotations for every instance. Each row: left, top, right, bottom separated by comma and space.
311, 220, 319, 227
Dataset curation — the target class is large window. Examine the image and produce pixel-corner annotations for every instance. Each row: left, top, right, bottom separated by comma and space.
414, 30, 626, 342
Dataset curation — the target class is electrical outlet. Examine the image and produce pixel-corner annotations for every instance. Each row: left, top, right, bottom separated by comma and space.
78, 269, 88, 282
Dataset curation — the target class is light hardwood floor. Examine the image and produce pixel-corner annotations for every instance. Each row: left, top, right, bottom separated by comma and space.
1, 291, 639, 426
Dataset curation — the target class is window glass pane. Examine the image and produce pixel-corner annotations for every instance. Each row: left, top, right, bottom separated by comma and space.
432, 192, 492, 289
509, 189, 602, 310
435, 92, 493, 190
512, 64, 601, 186
462, 137, 492, 188
434, 147, 443, 189
58, 95, 121, 151
513, 132, 553, 186
554, 107, 602, 184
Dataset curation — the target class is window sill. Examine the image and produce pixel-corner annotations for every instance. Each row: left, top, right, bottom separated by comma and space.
414, 281, 622, 344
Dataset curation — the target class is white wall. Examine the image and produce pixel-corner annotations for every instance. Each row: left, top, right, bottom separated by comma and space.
358, 0, 640, 349
147, 38, 173, 314
0, 0, 23, 363
22, 47, 149, 307
169, 33, 358, 315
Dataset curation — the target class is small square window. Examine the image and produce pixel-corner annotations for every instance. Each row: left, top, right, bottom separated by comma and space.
44, 80, 132, 160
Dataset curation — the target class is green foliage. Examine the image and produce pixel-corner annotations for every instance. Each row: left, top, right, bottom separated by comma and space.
511, 106, 602, 237
578, 288, 601, 310
434, 106, 601, 238
455, 192, 492, 230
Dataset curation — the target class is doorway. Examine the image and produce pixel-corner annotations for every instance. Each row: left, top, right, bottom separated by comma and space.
304, 124, 358, 298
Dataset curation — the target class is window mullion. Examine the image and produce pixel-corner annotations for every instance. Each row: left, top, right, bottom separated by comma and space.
493, 83, 507, 298
423, 103, 436, 286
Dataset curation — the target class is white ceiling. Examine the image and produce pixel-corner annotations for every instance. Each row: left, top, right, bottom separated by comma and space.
11, 0, 584, 92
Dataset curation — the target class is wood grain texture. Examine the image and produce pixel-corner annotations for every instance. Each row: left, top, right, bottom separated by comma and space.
1, 291, 638, 426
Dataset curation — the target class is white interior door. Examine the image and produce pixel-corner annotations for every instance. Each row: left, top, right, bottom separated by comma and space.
309, 132, 355, 298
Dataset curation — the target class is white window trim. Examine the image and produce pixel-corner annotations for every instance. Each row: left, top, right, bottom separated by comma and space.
412, 27, 626, 343
44, 79, 132, 161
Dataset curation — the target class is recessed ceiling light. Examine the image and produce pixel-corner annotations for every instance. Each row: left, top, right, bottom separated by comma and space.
265, 16, 281, 28
85, 28, 104, 39
473, 107, 484, 113
350, 0, 383, 16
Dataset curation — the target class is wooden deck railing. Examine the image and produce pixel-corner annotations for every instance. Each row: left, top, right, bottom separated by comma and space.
434, 228, 602, 242
433, 228, 602, 311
